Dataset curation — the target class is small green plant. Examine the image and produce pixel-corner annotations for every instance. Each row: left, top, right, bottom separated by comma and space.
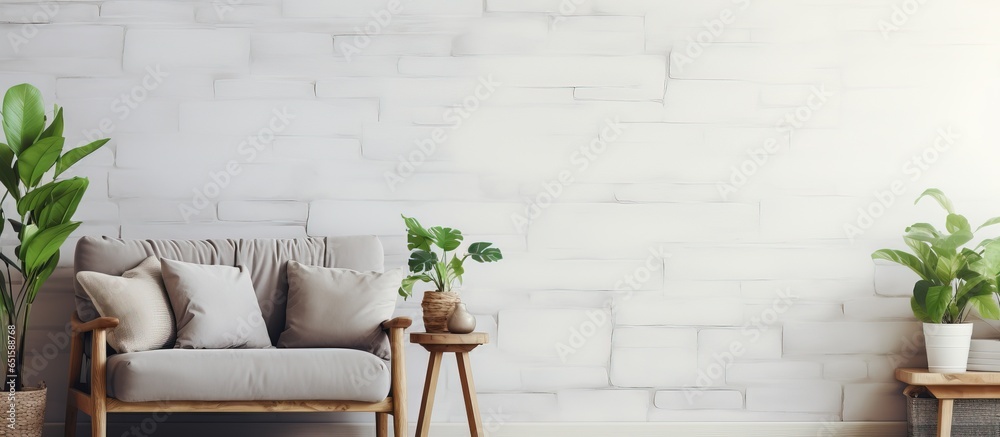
0, 83, 109, 389
872, 189, 1000, 324
398, 215, 502, 298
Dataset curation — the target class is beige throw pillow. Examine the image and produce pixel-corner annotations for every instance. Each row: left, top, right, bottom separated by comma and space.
75, 256, 176, 353
278, 261, 403, 360
160, 258, 272, 349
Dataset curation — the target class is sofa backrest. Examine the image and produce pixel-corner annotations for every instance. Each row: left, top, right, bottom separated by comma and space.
74, 235, 385, 345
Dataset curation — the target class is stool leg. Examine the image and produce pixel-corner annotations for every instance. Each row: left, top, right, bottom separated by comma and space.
937, 398, 953, 437
456, 352, 484, 437
415, 352, 443, 437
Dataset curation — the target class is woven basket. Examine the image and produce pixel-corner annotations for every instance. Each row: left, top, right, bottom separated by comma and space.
422, 291, 460, 333
0, 383, 46, 437
906, 386, 1000, 436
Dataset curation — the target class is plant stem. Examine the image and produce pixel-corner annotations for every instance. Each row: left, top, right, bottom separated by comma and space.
441, 249, 449, 292
15, 301, 28, 390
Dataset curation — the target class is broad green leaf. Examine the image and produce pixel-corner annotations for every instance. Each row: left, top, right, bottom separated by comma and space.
961, 247, 983, 264
979, 216, 1000, 231
925, 284, 954, 323
22, 221, 79, 273
37, 181, 87, 228
908, 223, 942, 236
16, 136, 63, 188
407, 249, 437, 273
54, 138, 108, 178
957, 276, 987, 301
970, 293, 1000, 320
913, 280, 932, 309
402, 214, 434, 250
916, 188, 955, 214
946, 214, 971, 234
0, 143, 18, 199
429, 226, 463, 251
2, 84, 45, 154
468, 242, 503, 263
970, 240, 1000, 280
905, 223, 942, 244
407, 232, 431, 252
904, 237, 936, 279
934, 254, 962, 283
402, 215, 433, 238
38, 106, 62, 141
977, 238, 999, 250
20, 177, 88, 228
27, 251, 58, 303
449, 255, 465, 285
18, 177, 82, 215
398, 274, 434, 298
872, 249, 928, 280
948, 302, 960, 322
911, 296, 932, 323
933, 229, 973, 253
17, 222, 37, 260
399, 276, 416, 298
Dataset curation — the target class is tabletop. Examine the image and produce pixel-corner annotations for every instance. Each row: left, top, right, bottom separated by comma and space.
896, 368, 1000, 385
410, 332, 489, 346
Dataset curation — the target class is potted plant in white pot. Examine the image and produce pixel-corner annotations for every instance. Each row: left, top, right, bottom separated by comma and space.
0, 83, 108, 436
873, 189, 1000, 373
398, 215, 502, 332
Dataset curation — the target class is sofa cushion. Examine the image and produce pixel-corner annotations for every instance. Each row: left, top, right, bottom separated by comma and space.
236, 236, 386, 345
278, 261, 403, 359
75, 257, 175, 353
106, 348, 390, 402
160, 259, 271, 349
75, 236, 386, 343
74, 237, 240, 322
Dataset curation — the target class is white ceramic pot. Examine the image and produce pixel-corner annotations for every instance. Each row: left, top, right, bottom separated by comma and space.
923, 323, 974, 373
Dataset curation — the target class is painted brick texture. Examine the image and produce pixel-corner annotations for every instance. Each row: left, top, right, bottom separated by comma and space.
4, 0, 990, 427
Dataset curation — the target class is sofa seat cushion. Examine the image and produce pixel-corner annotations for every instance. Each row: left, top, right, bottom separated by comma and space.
106, 348, 390, 402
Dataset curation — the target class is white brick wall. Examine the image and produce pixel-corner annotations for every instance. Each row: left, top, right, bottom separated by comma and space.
10, 0, 993, 428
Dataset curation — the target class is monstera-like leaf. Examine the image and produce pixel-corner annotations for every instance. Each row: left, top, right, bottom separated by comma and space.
397, 216, 503, 299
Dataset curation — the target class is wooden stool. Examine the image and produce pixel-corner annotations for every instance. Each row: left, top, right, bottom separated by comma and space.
411, 332, 488, 437
896, 368, 1000, 437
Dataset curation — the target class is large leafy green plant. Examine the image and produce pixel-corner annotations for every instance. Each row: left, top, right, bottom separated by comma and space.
872, 189, 1000, 324
0, 84, 108, 389
398, 215, 503, 298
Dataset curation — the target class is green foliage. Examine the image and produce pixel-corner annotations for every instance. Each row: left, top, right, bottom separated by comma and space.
2, 84, 45, 154
873, 189, 1000, 324
0, 83, 107, 389
398, 215, 503, 298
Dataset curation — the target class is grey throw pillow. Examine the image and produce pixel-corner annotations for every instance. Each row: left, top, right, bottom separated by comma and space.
75, 256, 175, 353
278, 261, 403, 359
160, 258, 271, 349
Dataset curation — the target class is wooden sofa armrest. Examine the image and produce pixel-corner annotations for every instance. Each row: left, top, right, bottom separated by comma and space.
381, 317, 412, 331
67, 311, 114, 414
382, 316, 410, 425
70, 312, 119, 334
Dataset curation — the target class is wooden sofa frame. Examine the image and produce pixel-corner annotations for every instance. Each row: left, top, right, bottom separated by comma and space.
64, 313, 412, 437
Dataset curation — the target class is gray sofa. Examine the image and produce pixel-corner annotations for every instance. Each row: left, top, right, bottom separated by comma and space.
65, 236, 410, 437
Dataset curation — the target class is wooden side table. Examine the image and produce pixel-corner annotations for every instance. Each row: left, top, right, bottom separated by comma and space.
410, 332, 488, 437
896, 368, 1000, 437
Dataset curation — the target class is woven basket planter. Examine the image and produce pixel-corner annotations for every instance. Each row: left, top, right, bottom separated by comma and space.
906, 387, 1000, 437
422, 291, 460, 333
0, 384, 46, 437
